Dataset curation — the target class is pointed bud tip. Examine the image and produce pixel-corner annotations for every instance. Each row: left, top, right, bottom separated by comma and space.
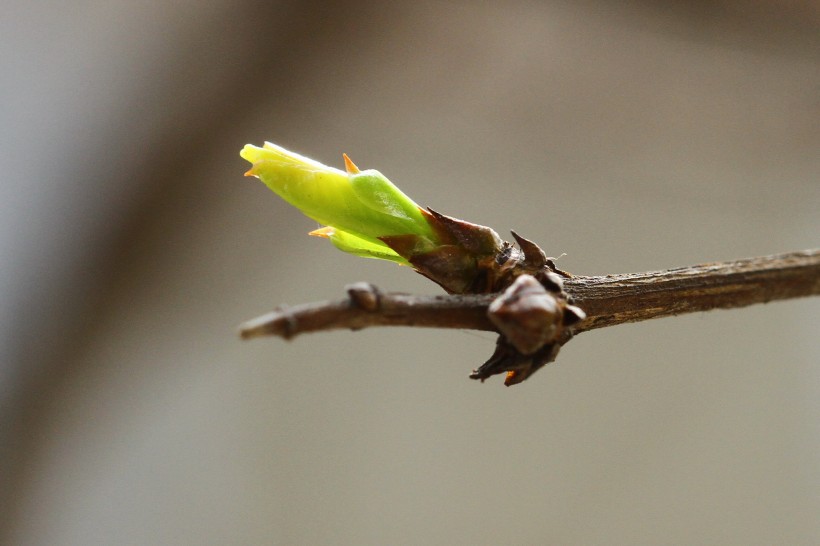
342, 153, 361, 174
505, 371, 517, 385
309, 227, 334, 239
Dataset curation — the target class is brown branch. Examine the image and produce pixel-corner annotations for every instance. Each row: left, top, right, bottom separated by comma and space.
567, 249, 820, 332
239, 284, 497, 339
239, 249, 820, 340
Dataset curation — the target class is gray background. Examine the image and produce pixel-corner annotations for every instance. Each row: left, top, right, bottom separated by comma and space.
2, 1, 818, 544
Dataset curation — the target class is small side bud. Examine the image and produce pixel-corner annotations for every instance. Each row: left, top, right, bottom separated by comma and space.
346, 282, 381, 312
540, 270, 565, 293
487, 275, 562, 355
469, 336, 562, 386
478, 273, 587, 385
563, 304, 587, 326
510, 230, 548, 269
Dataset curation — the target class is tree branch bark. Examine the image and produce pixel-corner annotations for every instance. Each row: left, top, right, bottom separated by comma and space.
567, 249, 820, 332
239, 249, 819, 340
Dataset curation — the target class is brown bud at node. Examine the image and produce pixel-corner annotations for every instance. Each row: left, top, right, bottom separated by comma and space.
487, 275, 563, 355
510, 230, 548, 269
346, 282, 381, 312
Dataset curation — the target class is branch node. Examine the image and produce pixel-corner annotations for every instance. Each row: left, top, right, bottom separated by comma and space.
487, 275, 566, 355
239, 249, 819, 386
280, 308, 299, 339
346, 282, 382, 312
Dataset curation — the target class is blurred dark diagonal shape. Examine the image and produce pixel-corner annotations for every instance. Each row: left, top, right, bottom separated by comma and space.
0, 1, 818, 544
0, 0, 363, 532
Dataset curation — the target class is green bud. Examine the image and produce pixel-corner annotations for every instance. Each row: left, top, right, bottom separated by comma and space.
241, 142, 435, 248
241, 142, 513, 294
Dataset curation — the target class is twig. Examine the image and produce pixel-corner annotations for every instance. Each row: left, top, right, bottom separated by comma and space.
239, 284, 497, 339
239, 249, 820, 339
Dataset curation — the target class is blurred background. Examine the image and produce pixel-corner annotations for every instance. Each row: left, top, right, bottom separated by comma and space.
1, 1, 818, 544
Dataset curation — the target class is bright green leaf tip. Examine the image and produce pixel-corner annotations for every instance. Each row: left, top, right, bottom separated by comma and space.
310, 227, 409, 265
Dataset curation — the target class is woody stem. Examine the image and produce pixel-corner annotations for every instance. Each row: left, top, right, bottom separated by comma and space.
239, 249, 820, 339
